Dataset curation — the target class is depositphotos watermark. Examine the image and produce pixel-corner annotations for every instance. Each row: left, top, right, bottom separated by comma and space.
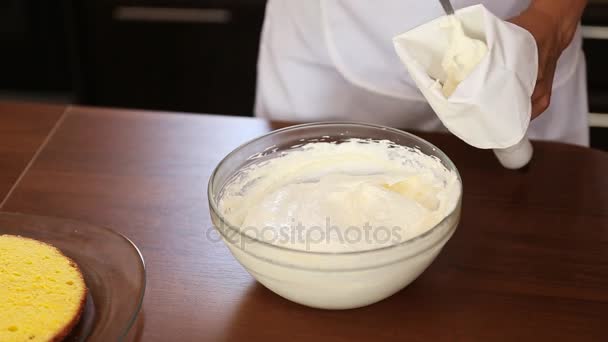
206, 217, 406, 251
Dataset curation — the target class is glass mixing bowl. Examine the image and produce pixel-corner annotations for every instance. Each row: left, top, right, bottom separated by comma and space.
208, 122, 462, 309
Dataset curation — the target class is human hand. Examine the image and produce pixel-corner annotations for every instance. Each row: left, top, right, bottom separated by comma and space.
508, 0, 586, 119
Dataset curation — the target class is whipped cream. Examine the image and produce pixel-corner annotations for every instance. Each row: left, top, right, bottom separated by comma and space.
440, 15, 488, 97
218, 139, 461, 253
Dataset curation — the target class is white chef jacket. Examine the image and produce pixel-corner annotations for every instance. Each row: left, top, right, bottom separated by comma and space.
255, 0, 589, 146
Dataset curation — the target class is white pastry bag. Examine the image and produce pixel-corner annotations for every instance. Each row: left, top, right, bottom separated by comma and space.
393, 4, 537, 169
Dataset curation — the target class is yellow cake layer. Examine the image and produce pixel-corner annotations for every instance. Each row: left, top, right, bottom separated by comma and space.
0, 235, 86, 342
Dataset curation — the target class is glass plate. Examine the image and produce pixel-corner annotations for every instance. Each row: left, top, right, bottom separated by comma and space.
0, 212, 146, 341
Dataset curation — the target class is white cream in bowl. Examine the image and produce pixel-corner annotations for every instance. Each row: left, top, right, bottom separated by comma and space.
211, 128, 462, 309
220, 139, 460, 253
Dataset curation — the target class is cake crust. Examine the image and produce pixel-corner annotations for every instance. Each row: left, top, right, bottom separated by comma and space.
49, 259, 87, 342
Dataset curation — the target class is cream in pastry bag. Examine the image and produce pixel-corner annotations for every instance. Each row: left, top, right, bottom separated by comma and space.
393, 5, 537, 169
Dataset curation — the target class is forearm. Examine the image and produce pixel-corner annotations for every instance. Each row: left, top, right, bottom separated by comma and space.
529, 0, 587, 50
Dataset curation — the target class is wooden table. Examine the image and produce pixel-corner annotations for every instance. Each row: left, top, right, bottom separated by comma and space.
1, 101, 607, 341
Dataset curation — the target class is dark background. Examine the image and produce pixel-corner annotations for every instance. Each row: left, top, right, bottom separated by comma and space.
1, 0, 607, 150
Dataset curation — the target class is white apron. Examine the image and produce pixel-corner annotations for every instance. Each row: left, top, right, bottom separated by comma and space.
255, 0, 589, 146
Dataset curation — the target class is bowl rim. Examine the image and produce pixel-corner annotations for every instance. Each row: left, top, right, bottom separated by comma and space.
207, 121, 462, 256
